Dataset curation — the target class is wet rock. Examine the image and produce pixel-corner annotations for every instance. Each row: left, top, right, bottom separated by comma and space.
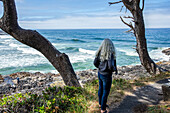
162, 48, 170, 55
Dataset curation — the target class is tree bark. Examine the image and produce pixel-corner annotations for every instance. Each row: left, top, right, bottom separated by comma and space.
0, 0, 81, 87
121, 0, 160, 74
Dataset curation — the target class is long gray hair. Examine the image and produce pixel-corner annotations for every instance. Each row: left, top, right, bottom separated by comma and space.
95, 38, 116, 61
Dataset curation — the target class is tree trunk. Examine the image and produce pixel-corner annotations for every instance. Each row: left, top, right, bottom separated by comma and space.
0, 0, 81, 87
122, 0, 159, 74
133, 2, 157, 74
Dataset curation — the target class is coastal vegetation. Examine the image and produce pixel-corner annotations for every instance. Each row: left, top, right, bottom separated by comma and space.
0, 72, 169, 112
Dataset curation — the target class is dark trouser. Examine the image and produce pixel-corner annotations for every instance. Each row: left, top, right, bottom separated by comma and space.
98, 72, 112, 110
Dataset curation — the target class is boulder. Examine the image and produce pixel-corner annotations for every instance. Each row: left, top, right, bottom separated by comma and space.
162, 48, 170, 55
162, 83, 170, 101
22, 84, 32, 89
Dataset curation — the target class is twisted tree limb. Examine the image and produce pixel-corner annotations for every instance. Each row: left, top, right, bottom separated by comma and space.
109, 1, 122, 6
123, 16, 134, 19
109, 0, 167, 74
120, 16, 135, 31
0, 0, 81, 87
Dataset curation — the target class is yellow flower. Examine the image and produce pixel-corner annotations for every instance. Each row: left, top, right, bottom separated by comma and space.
53, 98, 56, 101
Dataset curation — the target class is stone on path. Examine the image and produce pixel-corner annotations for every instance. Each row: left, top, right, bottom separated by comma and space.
162, 83, 170, 101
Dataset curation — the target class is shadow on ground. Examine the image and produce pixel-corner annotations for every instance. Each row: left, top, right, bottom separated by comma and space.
109, 78, 169, 113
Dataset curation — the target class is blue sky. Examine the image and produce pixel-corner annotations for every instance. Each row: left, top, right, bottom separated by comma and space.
1, 0, 170, 29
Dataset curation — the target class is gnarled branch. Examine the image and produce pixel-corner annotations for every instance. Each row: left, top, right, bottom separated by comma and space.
123, 16, 134, 19
109, 1, 122, 6
125, 28, 133, 33
0, 0, 81, 87
120, 16, 135, 31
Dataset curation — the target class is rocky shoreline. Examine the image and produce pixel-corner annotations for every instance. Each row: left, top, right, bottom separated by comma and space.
162, 48, 170, 56
0, 61, 170, 97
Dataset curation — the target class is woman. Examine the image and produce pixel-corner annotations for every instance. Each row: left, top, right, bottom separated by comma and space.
94, 38, 117, 113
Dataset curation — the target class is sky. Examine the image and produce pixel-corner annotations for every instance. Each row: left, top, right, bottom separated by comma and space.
0, 0, 170, 29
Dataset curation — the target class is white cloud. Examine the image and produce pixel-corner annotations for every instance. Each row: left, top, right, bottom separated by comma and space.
19, 16, 127, 29
18, 12, 170, 29
145, 13, 170, 28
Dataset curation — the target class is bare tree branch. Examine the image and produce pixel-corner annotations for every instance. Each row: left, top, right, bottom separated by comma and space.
132, 47, 137, 50
125, 29, 133, 33
123, 16, 134, 19
120, 16, 135, 31
141, 0, 145, 11
120, 5, 124, 12
109, 1, 122, 6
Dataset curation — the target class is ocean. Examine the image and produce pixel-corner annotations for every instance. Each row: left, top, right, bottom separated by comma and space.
0, 28, 169, 75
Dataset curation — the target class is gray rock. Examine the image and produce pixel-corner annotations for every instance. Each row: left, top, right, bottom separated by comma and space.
38, 77, 46, 82
162, 84, 170, 101
162, 48, 170, 55
26, 77, 32, 81
22, 84, 31, 89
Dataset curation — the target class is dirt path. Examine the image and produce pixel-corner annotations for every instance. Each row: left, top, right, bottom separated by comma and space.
109, 78, 170, 113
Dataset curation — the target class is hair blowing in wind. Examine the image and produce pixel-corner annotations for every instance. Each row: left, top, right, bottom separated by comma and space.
95, 38, 116, 61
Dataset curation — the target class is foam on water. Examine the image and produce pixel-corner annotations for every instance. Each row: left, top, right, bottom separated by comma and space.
117, 48, 138, 56
0, 53, 48, 69
117, 47, 169, 61
150, 47, 169, 61
9, 43, 19, 48
17, 47, 43, 56
79, 48, 96, 55
0, 29, 169, 75
0, 35, 13, 39
28, 69, 58, 74
68, 52, 94, 63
